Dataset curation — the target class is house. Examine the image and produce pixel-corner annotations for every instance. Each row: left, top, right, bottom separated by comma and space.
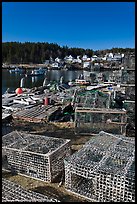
121, 53, 125, 58
113, 54, 122, 61
82, 55, 88, 61
83, 61, 91, 68
76, 56, 82, 63
64, 55, 74, 63
51, 62, 59, 69
101, 56, 107, 61
72, 59, 77, 63
55, 57, 61, 63
72, 57, 82, 64
107, 57, 113, 61
108, 52, 114, 58
106, 53, 114, 61
91, 55, 98, 61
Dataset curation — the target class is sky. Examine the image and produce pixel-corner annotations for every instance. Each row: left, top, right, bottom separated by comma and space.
2, 2, 135, 50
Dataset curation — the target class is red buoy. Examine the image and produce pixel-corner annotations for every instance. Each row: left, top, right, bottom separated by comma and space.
15, 87, 23, 95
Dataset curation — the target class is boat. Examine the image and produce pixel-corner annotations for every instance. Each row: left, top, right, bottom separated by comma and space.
25, 68, 47, 77
75, 79, 90, 85
68, 79, 90, 86
9, 67, 23, 73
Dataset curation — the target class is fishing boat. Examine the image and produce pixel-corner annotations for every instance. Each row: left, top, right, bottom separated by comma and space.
75, 79, 90, 85
68, 79, 90, 86
9, 67, 23, 73
25, 68, 47, 77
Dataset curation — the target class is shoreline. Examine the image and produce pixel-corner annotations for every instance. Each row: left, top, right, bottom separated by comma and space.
2, 64, 49, 69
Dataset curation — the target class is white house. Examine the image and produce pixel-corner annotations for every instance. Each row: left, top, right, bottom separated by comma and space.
77, 56, 82, 63
77, 58, 82, 63
70, 56, 82, 63
55, 57, 61, 63
83, 61, 91, 68
64, 55, 74, 62
51, 62, 59, 68
113, 54, 122, 61
108, 53, 114, 58
82, 55, 88, 61
72, 59, 77, 63
102, 56, 107, 61
107, 57, 113, 61
91, 55, 98, 61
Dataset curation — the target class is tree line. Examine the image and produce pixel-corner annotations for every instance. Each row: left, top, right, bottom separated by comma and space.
94, 47, 135, 56
2, 42, 93, 64
2, 42, 134, 64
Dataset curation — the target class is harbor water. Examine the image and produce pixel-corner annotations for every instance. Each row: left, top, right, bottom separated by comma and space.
2, 69, 84, 94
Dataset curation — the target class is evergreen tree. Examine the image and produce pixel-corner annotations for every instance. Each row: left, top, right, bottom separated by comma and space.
2, 42, 134, 64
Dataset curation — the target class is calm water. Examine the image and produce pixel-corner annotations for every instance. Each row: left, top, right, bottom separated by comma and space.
2, 69, 84, 94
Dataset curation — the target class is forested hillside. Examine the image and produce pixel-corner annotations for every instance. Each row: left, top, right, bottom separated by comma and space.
2, 42, 134, 64
2, 42, 93, 64
94, 48, 135, 56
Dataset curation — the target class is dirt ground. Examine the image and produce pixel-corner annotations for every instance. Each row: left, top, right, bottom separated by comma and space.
9, 119, 92, 151
2, 171, 89, 202
2, 119, 92, 202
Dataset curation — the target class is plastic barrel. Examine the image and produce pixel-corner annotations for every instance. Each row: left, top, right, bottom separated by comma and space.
44, 97, 49, 105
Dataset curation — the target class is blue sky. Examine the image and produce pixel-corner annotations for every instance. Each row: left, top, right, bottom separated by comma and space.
2, 2, 135, 50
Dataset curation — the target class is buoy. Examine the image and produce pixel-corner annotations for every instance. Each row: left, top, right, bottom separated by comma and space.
15, 87, 23, 95
44, 97, 49, 105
